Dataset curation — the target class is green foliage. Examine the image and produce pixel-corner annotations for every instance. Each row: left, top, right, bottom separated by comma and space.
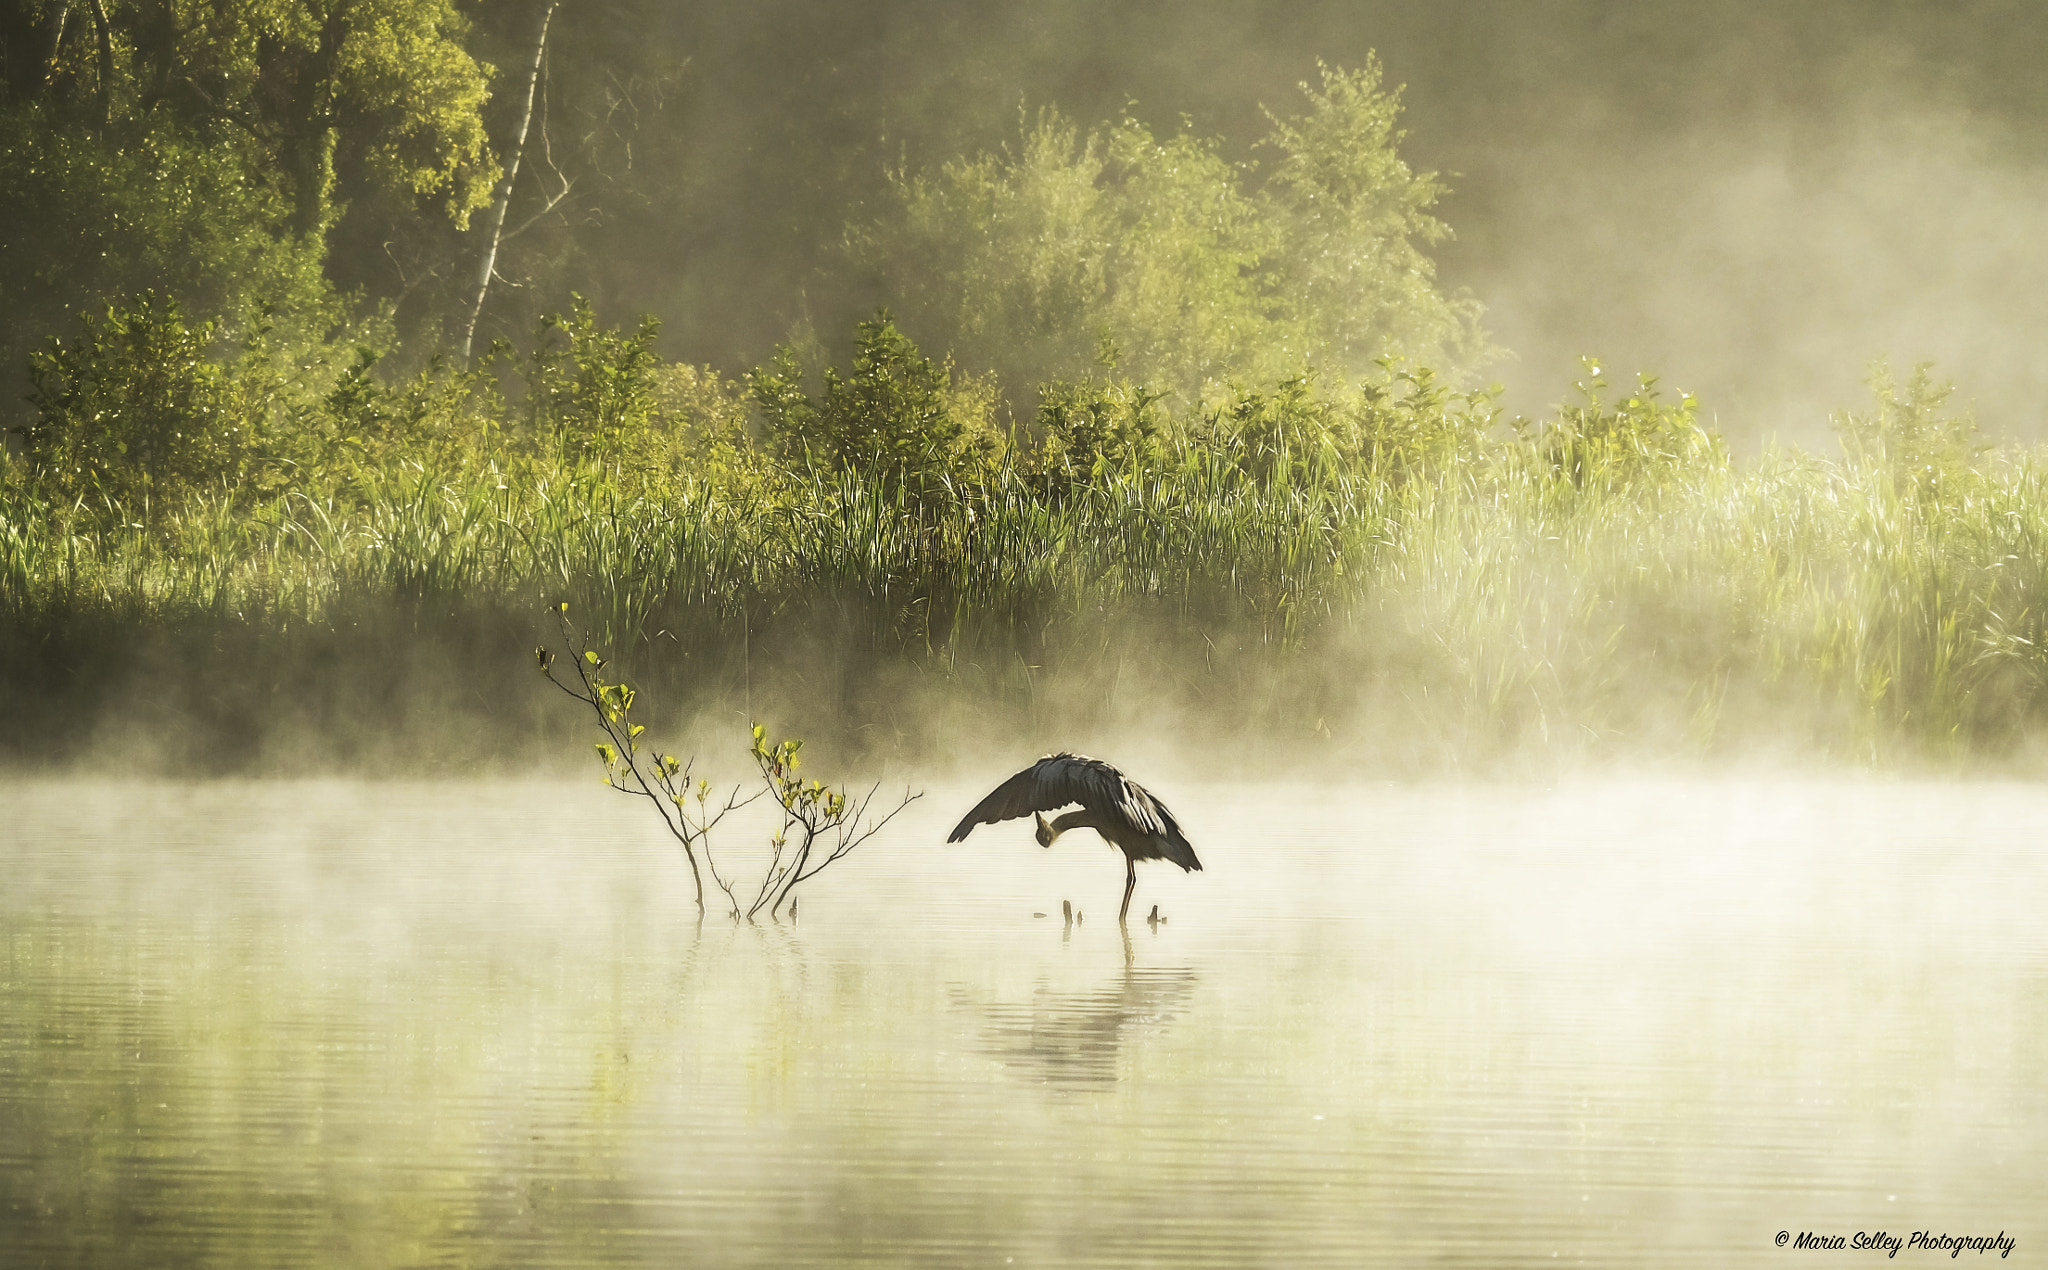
651, 362, 763, 489
856, 108, 1268, 400
11, 289, 2048, 770
1533, 359, 1722, 495
1832, 360, 1983, 502
1035, 379, 1170, 484
1258, 60, 1482, 373
749, 312, 1001, 499
852, 60, 1489, 404
8, 297, 757, 521
19, 294, 265, 517
526, 296, 663, 466
1349, 360, 1503, 479
120, 0, 499, 237
0, 0, 496, 407
273, 343, 490, 486
1031, 359, 1501, 490
1202, 377, 1342, 487
539, 604, 918, 921
0, 104, 334, 384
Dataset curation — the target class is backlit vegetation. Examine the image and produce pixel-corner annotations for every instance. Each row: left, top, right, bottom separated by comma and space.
2, 16, 2038, 771
3, 290, 2042, 769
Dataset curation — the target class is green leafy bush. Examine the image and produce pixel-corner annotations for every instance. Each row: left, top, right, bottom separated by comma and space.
749, 312, 1001, 501
19, 294, 264, 517
1832, 360, 1984, 503
1347, 361, 1503, 480
525, 296, 664, 464
1035, 379, 1170, 485
0, 106, 332, 398
1533, 359, 1722, 495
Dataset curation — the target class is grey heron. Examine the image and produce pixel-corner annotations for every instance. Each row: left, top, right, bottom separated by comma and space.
949, 753, 1202, 920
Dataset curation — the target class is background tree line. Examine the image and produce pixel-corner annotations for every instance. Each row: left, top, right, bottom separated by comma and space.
0, 0, 1489, 494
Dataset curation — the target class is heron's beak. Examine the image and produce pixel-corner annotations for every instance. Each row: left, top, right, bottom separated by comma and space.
1034, 812, 1054, 848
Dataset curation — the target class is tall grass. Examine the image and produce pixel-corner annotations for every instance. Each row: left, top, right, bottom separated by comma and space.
4, 305, 2045, 772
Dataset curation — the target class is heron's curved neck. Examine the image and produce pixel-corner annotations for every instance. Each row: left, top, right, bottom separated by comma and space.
1051, 808, 1113, 837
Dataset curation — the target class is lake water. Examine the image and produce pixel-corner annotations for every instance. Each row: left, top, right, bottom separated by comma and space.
2, 773, 2042, 1266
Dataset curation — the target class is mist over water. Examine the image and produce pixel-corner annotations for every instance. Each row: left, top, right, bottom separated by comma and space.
8, 5, 2048, 1261
4, 776, 2042, 1264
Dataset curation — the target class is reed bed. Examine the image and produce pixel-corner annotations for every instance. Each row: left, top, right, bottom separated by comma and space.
5, 316, 2045, 771
6, 427, 2048, 770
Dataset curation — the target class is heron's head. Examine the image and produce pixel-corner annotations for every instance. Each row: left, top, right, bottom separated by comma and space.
1034, 811, 1056, 848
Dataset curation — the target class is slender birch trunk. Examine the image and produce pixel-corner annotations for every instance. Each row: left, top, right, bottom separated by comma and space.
459, 0, 557, 362
41, 4, 71, 92
84, 0, 112, 128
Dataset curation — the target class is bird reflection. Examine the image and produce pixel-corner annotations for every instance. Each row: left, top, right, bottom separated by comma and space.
961, 935, 1198, 1085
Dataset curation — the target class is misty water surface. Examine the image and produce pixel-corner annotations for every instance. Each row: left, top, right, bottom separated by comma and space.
2, 776, 2042, 1266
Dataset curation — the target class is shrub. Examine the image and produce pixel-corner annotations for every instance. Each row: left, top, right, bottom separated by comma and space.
851, 61, 1491, 405
1035, 378, 1170, 485
1532, 359, 1722, 495
750, 312, 1001, 501
1832, 359, 1984, 503
19, 294, 262, 518
525, 295, 664, 466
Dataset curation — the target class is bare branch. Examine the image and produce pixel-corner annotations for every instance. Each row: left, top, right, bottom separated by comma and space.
540, 604, 916, 925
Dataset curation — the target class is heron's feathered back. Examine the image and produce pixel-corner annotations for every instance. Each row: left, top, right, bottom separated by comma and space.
948, 753, 1201, 872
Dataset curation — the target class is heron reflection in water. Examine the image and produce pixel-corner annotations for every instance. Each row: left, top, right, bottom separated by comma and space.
949, 753, 1202, 921
962, 923, 1200, 1084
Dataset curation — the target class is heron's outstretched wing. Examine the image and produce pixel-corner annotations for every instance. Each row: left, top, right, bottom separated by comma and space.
948, 753, 1183, 844
947, 758, 1062, 841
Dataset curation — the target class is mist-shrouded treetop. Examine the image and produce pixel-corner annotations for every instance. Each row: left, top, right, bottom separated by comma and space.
849, 60, 1488, 404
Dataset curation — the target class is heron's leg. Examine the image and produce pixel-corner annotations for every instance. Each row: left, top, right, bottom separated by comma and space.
1119, 855, 1136, 922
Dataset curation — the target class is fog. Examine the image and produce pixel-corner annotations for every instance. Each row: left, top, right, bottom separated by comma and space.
596, 0, 2048, 442
11, 9, 2048, 1250
8, 774, 2043, 1262
9, 0, 2048, 775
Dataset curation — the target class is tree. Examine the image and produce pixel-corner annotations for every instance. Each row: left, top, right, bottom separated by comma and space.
0, 100, 328, 336
851, 59, 1489, 406
320, 0, 685, 353
855, 108, 1272, 403
1, 0, 497, 244
1259, 59, 1483, 377
459, 0, 556, 361
136, 0, 499, 241
0, 0, 500, 419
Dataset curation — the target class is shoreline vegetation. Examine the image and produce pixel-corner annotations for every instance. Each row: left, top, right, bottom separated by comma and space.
3, 32, 2040, 778
3, 296, 2042, 777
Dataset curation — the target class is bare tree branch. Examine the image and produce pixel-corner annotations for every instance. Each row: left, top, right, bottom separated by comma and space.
538, 603, 917, 924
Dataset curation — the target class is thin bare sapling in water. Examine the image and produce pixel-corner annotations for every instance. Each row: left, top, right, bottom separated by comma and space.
537, 603, 918, 920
